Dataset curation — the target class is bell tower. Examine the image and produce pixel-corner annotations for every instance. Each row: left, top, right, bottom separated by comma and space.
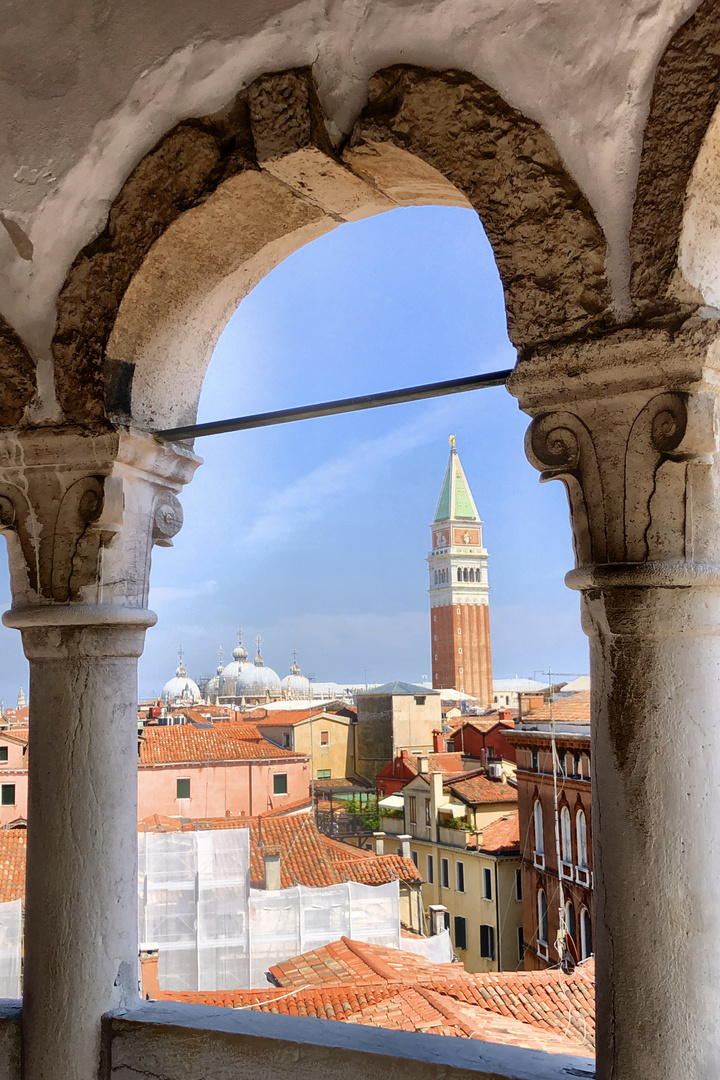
428, 437, 493, 706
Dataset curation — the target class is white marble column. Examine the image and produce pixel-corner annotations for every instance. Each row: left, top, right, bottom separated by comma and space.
0, 429, 199, 1080
509, 325, 720, 1080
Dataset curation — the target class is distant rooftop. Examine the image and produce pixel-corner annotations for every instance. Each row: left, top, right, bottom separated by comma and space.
357, 681, 439, 697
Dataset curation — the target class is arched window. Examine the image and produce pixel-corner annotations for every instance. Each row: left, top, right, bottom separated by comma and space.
580, 908, 592, 959
576, 808, 588, 868
537, 889, 548, 945
476, 567, 481, 578
463, 567, 468, 581
564, 901, 576, 947
457, 568, 462, 582
468, 568, 475, 581
434, 570, 438, 584
533, 799, 544, 855
560, 805, 572, 863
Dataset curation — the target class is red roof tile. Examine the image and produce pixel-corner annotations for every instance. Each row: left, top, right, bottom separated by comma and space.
521, 691, 590, 725
0, 831, 26, 902
159, 936, 595, 1057
139, 812, 421, 888
138, 721, 302, 765
444, 770, 517, 805
475, 811, 520, 854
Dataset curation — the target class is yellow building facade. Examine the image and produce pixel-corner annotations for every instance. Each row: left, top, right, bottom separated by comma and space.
255, 711, 355, 780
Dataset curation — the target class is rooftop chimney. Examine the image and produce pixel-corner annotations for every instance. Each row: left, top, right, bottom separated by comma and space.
139, 944, 160, 1000
432, 729, 444, 753
373, 831, 385, 856
397, 834, 411, 859
263, 847, 281, 891
497, 708, 512, 724
417, 755, 429, 774
428, 905, 448, 936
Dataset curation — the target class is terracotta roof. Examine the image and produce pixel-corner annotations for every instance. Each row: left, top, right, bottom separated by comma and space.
0, 831, 26, 902
139, 812, 421, 888
473, 811, 520, 854
376, 752, 466, 783
521, 691, 591, 725
159, 937, 595, 1056
138, 721, 303, 765
444, 770, 517, 805
251, 710, 335, 726
259, 797, 313, 817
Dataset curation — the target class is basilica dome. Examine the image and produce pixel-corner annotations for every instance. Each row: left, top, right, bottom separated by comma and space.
162, 660, 201, 704
219, 638, 255, 697
281, 655, 311, 699
235, 647, 282, 698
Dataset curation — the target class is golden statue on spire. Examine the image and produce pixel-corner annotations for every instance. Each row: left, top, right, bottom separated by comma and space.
449, 434, 456, 449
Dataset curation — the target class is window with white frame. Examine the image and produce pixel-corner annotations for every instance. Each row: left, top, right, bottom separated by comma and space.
576, 807, 588, 868
560, 805, 573, 863
537, 888, 548, 946
580, 907, 593, 959
441, 857, 449, 889
427, 854, 434, 884
480, 924, 495, 960
456, 861, 465, 892
533, 798, 544, 854
515, 867, 522, 901
482, 866, 492, 900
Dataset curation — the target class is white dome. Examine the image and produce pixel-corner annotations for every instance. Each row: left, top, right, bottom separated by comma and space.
162, 662, 201, 704
236, 657, 282, 697
282, 673, 311, 697
219, 635, 255, 696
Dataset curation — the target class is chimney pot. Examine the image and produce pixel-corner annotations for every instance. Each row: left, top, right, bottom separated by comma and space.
428, 905, 448, 936
417, 755, 428, 774
432, 729, 444, 753
139, 944, 160, 1000
263, 848, 281, 891
373, 831, 385, 856
397, 834, 411, 859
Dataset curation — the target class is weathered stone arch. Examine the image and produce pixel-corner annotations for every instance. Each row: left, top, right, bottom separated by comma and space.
629, 0, 720, 315
51, 65, 611, 430
0, 315, 36, 428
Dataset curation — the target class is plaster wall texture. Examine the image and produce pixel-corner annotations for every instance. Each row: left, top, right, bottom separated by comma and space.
137, 758, 309, 819
0, 0, 706, 365
256, 713, 355, 779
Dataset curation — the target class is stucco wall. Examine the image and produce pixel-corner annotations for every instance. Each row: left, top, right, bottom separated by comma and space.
137, 758, 310, 819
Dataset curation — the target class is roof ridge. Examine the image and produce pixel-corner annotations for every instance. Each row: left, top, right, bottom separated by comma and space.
340, 937, 402, 982
413, 985, 479, 1037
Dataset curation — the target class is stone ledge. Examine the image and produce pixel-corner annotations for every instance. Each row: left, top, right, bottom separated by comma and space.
108, 1000, 595, 1080
0, 1001, 21, 1080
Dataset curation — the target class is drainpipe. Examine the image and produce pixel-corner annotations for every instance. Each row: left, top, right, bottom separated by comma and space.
494, 860, 501, 971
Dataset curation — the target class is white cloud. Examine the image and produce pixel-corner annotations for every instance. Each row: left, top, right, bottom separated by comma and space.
241, 405, 453, 551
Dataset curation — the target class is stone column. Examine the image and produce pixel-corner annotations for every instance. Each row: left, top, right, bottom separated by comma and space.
0, 428, 199, 1080
508, 324, 720, 1080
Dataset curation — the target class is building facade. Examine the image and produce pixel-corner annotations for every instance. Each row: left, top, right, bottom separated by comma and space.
385, 767, 521, 972
355, 682, 440, 781
505, 692, 593, 970
428, 439, 493, 706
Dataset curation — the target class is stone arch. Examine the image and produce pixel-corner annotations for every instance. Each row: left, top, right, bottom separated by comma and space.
51, 65, 611, 431
629, 0, 720, 315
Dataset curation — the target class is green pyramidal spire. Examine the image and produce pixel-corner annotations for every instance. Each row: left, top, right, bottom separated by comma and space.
433, 436, 481, 522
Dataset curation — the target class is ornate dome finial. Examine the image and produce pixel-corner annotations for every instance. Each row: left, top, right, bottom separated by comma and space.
176, 645, 187, 678
255, 633, 264, 666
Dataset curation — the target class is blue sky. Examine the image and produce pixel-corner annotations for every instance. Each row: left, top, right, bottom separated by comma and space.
0, 206, 588, 706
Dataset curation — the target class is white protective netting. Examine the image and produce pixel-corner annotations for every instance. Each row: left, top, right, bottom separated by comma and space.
248, 880, 400, 988
140, 827, 403, 991
0, 898, 22, 998
139, 828, 250, 992
395, 928, 454, 964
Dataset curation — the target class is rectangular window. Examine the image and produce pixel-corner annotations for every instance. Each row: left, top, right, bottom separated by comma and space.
515, 868, 523, 901
517, 926, 524, 963
320, 730, 329, 745
531, 749, 539, 771
482, 866, 492, 900
480, 924, 496, 960
411, 850, 418, 868
1, 784, 14, 806
273, 773, 288, 795
424, 799, 431, 827
427, 854, 434, 884
456, 861, 465, 892
0, 747, 8, 762
316, 769, 331, 779
282, 732, 291, 749
409, 796, 417, 825
176, 778, 190, 800
454, 915, 467, 950
414, 696, 426, 705
441, 857, 449, 889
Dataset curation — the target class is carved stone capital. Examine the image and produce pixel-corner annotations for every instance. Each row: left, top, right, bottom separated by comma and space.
0, 428, 200, 615
508, 325, 720, 580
